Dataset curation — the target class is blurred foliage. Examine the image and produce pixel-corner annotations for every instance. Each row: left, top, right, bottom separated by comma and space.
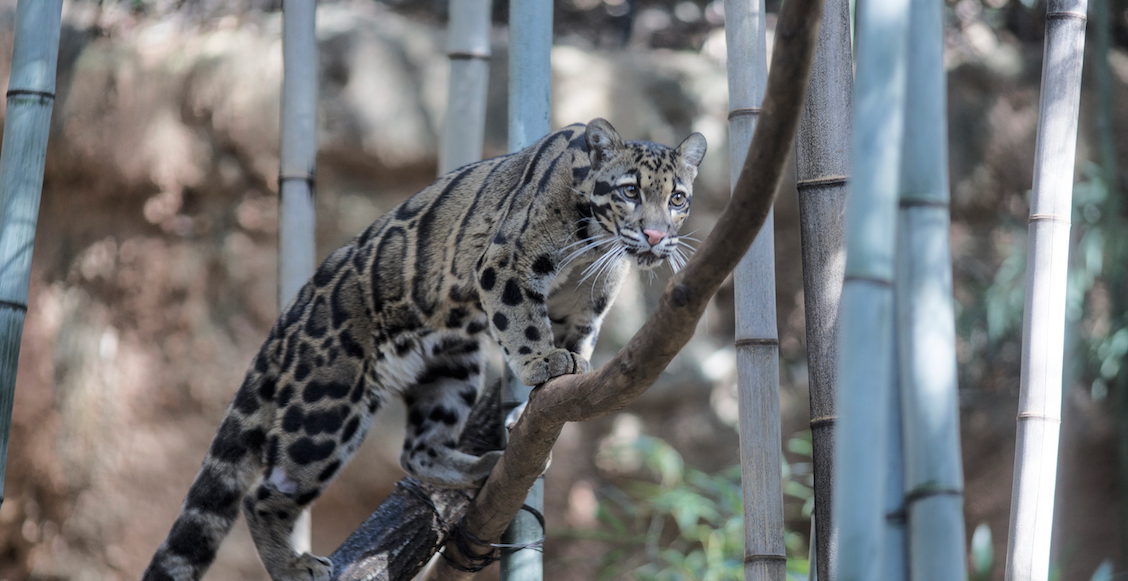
1070, 165, 1128, 402
73, 0, 727, 50
80, 0, 1128, 51
956, 165, 1128, 399
559, 432, 814, 580
970, 522, 993, 581
970, 521, 1117, 581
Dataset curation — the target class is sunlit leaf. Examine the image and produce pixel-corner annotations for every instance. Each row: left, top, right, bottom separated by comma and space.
971, 522, 993, 578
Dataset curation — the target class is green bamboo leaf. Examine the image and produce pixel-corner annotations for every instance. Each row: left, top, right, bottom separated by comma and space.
788, 434, 814, 457
784, 480, 813, 500
596, 503, 628, 535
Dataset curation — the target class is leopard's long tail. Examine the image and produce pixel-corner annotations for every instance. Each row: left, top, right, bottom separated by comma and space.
142, 374, 273, 581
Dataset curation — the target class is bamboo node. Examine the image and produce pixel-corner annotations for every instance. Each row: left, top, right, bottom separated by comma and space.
1045, 10, 1087, 21
1028, 213, 1071, 225
842, 274, 893, 287
795, 175, 848, 190
448, 51, 491, 60
809, 414, 836, 428
743, 552, 788, 564
898, 197, 949, 208
1016, 412, 1062, 422
727, 107, 762, 120
904, 485, 962, 504
0, 299, 28, 313
6, 89, 54, 101
735, 337, 780, 347
278, 173, 317, 189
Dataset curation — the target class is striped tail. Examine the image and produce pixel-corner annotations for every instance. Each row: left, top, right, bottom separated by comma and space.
142, 411, 264, 581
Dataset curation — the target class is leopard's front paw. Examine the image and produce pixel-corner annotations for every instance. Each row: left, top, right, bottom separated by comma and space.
517, 348, 590, 386
468, 450, 504, 483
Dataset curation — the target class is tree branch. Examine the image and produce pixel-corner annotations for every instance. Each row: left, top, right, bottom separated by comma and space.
325, 0, 825, 575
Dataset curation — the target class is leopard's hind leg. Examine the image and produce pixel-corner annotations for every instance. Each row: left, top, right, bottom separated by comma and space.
242, 360, 381, 581
399, 336, 502, 488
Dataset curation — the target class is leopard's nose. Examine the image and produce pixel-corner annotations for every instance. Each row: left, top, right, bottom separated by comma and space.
643, 229, 666, 246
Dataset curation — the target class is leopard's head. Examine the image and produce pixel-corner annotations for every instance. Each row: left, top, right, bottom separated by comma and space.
583, 118, 707, 272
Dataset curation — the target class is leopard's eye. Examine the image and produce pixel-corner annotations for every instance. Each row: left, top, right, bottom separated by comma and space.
621, 185, 640, 199
670, 192, 688, 207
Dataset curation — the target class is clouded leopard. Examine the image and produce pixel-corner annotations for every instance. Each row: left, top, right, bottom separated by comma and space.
142, 119, 706, 581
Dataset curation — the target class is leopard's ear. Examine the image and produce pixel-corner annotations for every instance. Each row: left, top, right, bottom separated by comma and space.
585, 118, 624, 171
677, 132, 707, 170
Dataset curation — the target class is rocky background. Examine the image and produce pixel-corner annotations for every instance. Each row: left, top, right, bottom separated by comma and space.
0, 0, 1124, 579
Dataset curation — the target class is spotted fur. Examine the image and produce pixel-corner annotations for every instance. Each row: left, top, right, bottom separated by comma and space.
142, 119, 706, 581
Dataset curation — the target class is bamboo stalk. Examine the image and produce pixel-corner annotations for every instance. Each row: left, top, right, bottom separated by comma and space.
882, 364, 907, 581
0, 0, 64, 511
1004, 0, 1087, 577
792, 0, 852, 572
501, 1, 552, 579
723, 1, 787, 580
422, 0, 824, 573
895, 0, 968, 578
831, 0, 911, 573
507, 0, 552, 153
808, 516, 818, 581
439, 0, 492, 175
279, 0, 319, 553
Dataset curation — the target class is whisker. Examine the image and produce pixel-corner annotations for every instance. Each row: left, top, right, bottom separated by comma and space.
579, 260, 606, 287
561, 234, 601, 253
669, 248, 687, 274
591, 246, 627, 291
564, 232, 614, 254
570, 217, 591, 229
562, 236, 616, 268
581, 247, 615, 277
580, 245, 623, 286
580, 252, 608, 279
